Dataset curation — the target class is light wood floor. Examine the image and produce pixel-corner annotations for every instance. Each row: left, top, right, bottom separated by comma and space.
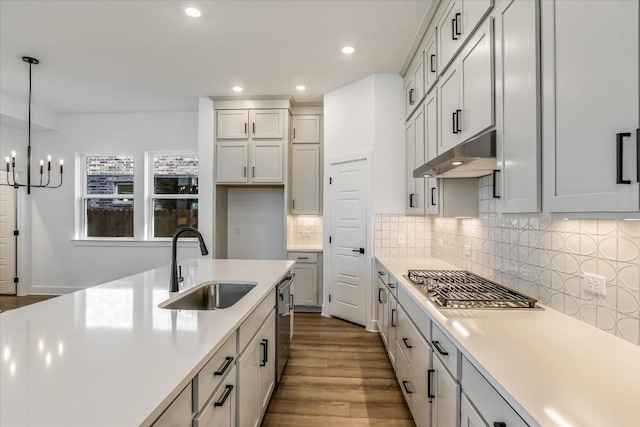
263, 313, 415, 427
0, 295, 56, 312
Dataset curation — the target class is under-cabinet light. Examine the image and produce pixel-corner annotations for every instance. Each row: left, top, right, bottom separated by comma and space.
185, 7, 202, 17
342, 46, 355, 54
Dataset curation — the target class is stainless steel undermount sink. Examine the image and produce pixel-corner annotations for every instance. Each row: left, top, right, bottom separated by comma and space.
159, 281, 257, 310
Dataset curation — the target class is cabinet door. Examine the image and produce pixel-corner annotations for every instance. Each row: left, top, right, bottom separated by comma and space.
395, 340, 431, 427
438, 0, 463, 73
257, 311, 276, 416
194, 367, 236, 427
405, 73, 416, 117
291, 145, 320, 214
292, 116, 320, 143
495, 0, 541, 213
460, 18, 494, 141
216, 142, 249, 183
237, 335, 259, 427
543, 0, 640, 212
432, 355, 459, 427
413, 51, 425, 106
251, 141, 283, 183
438, 65, 462, 154
292, 263, 317, 306
377, 283, 388, 346
424, 92, 440, 216
462, 0, 493, 38
217, 110, 249, 139
250, 110, 284, 139
407, 106, 426, 215
460, 393, 488, 427
425, 32, 438, 94
387, 296, 397, 367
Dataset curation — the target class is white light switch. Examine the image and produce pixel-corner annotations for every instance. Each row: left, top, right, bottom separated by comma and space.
464, 245, 471, 257
583, 272, 606, 296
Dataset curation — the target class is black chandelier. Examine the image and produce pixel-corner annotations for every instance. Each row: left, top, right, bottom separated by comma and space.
2, 56, 63, 194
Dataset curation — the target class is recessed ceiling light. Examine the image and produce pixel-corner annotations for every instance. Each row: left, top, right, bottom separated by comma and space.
185, 7, 202, 17
342, 46, 355, 55
423, 174, 431, 178
233, 86, 243, 92
451, 161, 463, 166
296, 85, 306, 91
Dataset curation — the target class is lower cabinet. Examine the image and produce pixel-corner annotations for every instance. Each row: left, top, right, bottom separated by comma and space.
193, 367, 237, 427
238, 310, 276, 427
376, 277, 389, 347
395, 340, 431, 427
461, 393, 488, 427
288, 252, 322, 308
432, 354, 459, 427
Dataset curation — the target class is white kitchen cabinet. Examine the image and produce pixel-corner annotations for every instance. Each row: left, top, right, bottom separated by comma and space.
288, 252, 318, 306
152, 383, 192, 427
292, 115, 320, 143
215, 109, 287, 185
238, 310, 276, 427
290, 145, 320, 214
424, 31, 438, 94
438, 0, 493, 74
406, 106, 426, 215
250, 141, 283, 183
405, 45, 425, 118
216, 142, 249, 183
377, 279, 389, 348
193, 367, 236, 427
461, 356, 528, 427
424, 91, 440, 215
217, 110, 249, 139
461, 393, 488, 427
432, 352, 459, 427
195, 334, 237, 412
388, 293, 398, 367
494, 0, 541, 213
542, 0, 640, 212
438, 18, 494, 153
395, 340, 430, 427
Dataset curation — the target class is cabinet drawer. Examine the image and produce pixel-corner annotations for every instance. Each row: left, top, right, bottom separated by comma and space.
239, 289, 276, 352
395, 340, 431, 427
374, 262, 389, 285
396, 306, 432, 395
152, 383, 192, 427
461, 356, 528, 427
398, 286, 431, 342
431, 323, 460, 379
195, 333, 237, 412
461, 392, 488, 427
288, 252, 318, 263
194, 366, 236, 427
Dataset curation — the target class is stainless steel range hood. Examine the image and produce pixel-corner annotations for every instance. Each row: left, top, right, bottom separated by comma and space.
413, 130, 496, 178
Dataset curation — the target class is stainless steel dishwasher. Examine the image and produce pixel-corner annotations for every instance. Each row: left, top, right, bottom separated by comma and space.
276, 274, 294, 384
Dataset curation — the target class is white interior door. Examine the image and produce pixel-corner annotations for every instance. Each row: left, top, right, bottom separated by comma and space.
329, 157, 369, 326
0, 172, 16, 294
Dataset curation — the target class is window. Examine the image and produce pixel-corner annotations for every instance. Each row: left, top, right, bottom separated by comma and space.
83, 155, 134, 238
149, 154, 198, 238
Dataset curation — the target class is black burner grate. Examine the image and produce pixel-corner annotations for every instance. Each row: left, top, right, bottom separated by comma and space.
406, 270, 537, 309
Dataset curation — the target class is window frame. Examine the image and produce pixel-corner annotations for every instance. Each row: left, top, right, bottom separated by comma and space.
79, 153, 137, 240
145, 152, 199, 240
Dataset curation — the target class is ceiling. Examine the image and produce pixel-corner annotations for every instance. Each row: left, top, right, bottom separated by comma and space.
0, 0, 430, 114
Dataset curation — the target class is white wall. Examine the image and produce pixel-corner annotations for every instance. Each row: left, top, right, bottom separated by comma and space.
226, 187, 285, 260
324, 74, 405, 213
26, 111, 200, 294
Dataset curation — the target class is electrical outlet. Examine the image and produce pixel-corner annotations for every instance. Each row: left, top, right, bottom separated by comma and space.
583, 272, 607, 296
398, 233, 406, 244
235, 227, 240, 236
303, 231, 311, 237
437, 239, 443, 248
464, 245, 471, 257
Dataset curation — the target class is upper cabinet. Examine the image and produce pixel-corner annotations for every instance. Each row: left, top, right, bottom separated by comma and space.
438, 0, 493, 74
290, 114, 322, 214
542, 0, 640, 212
438, 18, 494, 154
494, 0, 541, 213
405, 51, 425, 118
406, 106, 426, 215
216, 109, 286, 184
424, 32, 438, 94
292, 115, 321, 143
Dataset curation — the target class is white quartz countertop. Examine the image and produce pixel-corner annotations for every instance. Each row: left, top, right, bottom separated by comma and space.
286, 245, 323, 252
376, 255, 640, 427
0, 258, 294, 427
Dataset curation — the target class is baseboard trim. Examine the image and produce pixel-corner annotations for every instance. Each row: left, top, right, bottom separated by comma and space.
29, 286, 79, 295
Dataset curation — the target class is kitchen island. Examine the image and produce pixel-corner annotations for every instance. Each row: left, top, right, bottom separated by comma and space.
376, 255, 640, 427
0, 259, 294, 427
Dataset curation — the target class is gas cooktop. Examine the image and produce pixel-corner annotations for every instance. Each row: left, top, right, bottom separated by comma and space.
405, 270, 538, 309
